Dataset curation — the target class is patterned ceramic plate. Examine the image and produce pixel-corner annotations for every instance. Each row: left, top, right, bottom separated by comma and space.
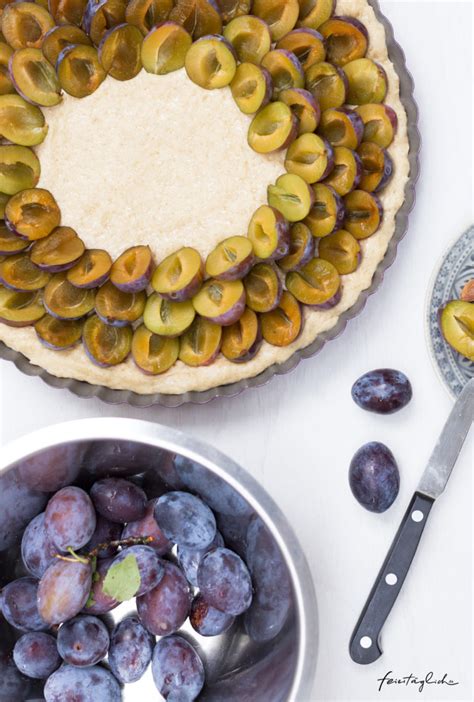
427, 225, 474, 397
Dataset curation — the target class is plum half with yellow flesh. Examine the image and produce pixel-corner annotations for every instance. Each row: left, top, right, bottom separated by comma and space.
0, 252, 50, 291
318, 107, 364, 149
152, 247, 204, 302
252, 0, 299, 41
280, 87, 320, 135
304, 61, 347, 111
144, 293, 195, 336
44, 272, 95, 320
132, 324, 179, 375
0, 94, 48, 146
440, 301, 474, 361
9, 48, 62, 106
185, 35, 237, 89
244, 262, 282, 313
317, 228, 361, 274
30, 227, 85, 272
141, 22, 192, 74
192, 279, 245, 326
67, 249, 112, 289
278, 221, 315, 272
260, 289, 301, 346
286, 257, 340, 308
0, 285, 44, 326
223, 14, 271, 65
284, 133, 334, 184
304, 183, 345, 238
205, 236, 254, 280
276, 28, 326, 71
248, 101, 298, 153
110, 245, 154, 293
179, 316, 222, 366
230, 63, 272, 114
343, 189, 382, 239
356, 141, 393, 193
96, 280, 146, 326
83, 314, 133, 367
322, 145, 362, 196
35, 314, 84, 350
221, 307, 262, 362
247, 205, 290, 260
261, 49, 304, 99
5, 188, 60, 240
267, 173, 314, 222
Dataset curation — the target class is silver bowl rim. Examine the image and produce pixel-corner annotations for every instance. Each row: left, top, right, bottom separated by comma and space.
0, 416, 319, 702
0, 0, 421, 407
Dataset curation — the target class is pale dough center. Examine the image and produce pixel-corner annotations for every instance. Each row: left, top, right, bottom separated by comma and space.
36, 69, 285, 262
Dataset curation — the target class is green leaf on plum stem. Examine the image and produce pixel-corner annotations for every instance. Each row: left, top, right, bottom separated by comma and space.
102, 554, 141, 602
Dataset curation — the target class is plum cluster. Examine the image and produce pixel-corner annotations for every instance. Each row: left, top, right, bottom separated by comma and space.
0, 478, 262, 701
0, 0, 399, 373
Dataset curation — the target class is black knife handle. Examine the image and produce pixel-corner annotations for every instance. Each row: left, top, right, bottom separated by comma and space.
349, 492, 435, 664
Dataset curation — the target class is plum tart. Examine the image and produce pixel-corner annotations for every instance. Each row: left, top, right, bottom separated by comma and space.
0, 0, 410, 395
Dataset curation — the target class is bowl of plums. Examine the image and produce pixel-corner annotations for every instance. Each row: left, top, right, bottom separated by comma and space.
0, 418, 317, 702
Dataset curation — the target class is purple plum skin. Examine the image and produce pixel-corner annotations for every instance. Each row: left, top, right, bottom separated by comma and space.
349, 441, 400, 513
204, 289, 246, 326
190, 593, 235, 637
84, 514, 122, 559
21, 512, 62, 579
57, 615, 110, 667
108, 544, 165, 597
337, 106, 365, 146
229, 324, 263, 363
152, 635, 204, 702
112, 260, 153, 294
1, 577, 48, 632
177, 530, 224, 587
44, 663, 121, 702
108, 616, 155, 684
351, 368, 412, 414
197, 547, 253, 616
154, 491, 217, 549
37, 559, 93, 626
122, 498, 172, 555
373, 149, 393, 192
13, 632, 60, 680
213, 252, 255, 282
137, 561, 191, 637
45, 486, 96, 552
333, 15, 369, 41
90, 478, 147, 523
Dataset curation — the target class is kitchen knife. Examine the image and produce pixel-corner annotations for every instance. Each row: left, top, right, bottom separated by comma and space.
349, 378, 474, 664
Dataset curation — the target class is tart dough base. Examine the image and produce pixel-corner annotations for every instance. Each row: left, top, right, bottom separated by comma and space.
0, 0, 410, 395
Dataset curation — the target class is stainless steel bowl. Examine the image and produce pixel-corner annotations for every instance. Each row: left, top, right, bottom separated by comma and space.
0, 418, 318, 701
0, 0, 420, 408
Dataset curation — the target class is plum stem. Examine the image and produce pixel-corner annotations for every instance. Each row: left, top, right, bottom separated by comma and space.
54, 535, 155, 563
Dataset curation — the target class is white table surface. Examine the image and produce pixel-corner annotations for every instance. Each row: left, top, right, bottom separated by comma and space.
0, 2, 473, 700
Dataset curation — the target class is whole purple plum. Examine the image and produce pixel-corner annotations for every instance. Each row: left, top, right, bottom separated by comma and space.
349, 441, 400, 513
351, 368, 412, 414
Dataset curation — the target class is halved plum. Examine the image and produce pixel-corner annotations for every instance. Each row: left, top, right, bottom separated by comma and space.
82, 0, 127, 46
304, 183, 344, 237
131, 324, 179, 374
343, 190, 382, 239
440, 301, 474, 361
357, 141, 393, 193
67, 249, 112, 288
0, 221, 30, 255
95, 280, 146, 326
35, 313, 84, 349
0, 42, 15, 95
230, 62, 272, 114
297, 0, 335, 30
318, 107, 363, 149
42, 24, 92, 66
48, 0, 89, 26
343, 58, 387, 104
304, 61, 347, 111
252, 0, 299, 41
44, 272, 95, 319
0, 252, 50, 291
83, 314, 132, 367
317, 228, 360, 274
144, 292, 195, 336
1, 2, 54, 50
30, 226, 85, 272
322, 145, 361, 196
319, 16, 368, 66
221, 306, 262, 362
56, 44, 106, 97
261, 49, 304, 99
9, 47, 62, 106
5, 188, 60, 240
260, 289, 301, 346
169, 0, 222, 40
98, 23, 143, 80
192, 278, 245, 326
284, 133, 333, 183
247, 205, 290, 260
185, 35, 236, 89
267, 173, 314, 222
0, 146, 40, 196
461, 280, 474, 303
278, 221, 315, 272
205, 236, 254, 280
0, 285, 44, 326
0, 94, 48, 146
0, 194, 9, 220
223, 15, 271, 65
279, 87, 320, 134
355, 103, 398, 148
152, 247, 204, 301
248, 101, 298, 153
126, 0, 173, 36
244, 262, 281, 312
215, 0, 250, 23
286, 256, 340, 307
276, 28, 325, 71
141, 22, 191, 74
110, 245, 153, 292
179, 316, 222, 366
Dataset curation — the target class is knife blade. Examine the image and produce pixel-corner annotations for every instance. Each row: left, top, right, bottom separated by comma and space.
349, 379, 474, 665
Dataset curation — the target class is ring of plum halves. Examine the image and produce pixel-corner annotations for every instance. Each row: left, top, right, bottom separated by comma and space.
0, 0, 399, 375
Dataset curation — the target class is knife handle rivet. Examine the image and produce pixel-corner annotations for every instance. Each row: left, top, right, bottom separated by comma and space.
360, 636, 372, 649
411, 510, 424, 522
385, 573, 398, 586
